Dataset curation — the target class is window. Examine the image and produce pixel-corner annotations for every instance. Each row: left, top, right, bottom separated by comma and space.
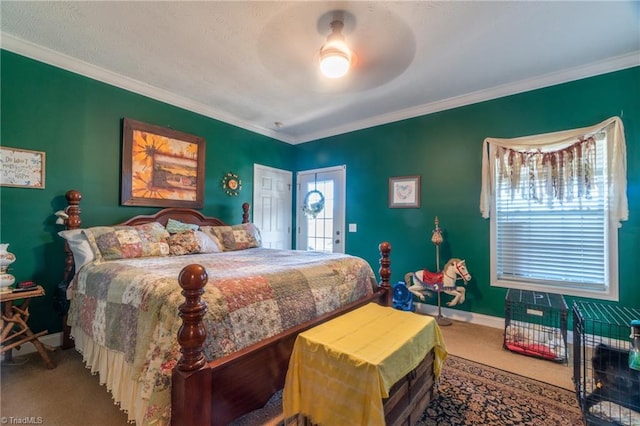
305, 179, 334, 253
492, 134, 615, 298
480, 117, 628, 301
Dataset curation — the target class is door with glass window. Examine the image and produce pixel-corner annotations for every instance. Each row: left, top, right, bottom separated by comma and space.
296, 165, 346, 253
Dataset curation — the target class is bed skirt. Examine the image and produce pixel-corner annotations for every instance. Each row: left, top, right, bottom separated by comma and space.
72, 328, 155, 424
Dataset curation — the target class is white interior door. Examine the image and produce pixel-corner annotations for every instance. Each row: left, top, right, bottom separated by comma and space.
296, 165, 346, 253
253, 164, 292, 249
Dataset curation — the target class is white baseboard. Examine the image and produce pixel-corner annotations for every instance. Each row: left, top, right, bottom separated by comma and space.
7, 332, 62, 357
414, 302, 505, 329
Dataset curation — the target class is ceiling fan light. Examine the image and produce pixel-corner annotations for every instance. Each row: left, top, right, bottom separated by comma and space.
320, 47, 350, 78
319, 19, 351, 79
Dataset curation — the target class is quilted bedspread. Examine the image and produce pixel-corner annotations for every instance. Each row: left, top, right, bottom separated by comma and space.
68, 247, 377, 425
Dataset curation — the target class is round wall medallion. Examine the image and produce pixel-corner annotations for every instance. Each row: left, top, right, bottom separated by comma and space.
222, 172, 242, 196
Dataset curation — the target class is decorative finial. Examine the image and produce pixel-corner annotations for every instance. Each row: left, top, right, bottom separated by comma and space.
431, 216, 443, 246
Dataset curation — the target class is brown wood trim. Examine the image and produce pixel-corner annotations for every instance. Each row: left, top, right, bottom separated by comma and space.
61, 189, 82, 350
119, 208, 228, 227
62, 190, 82, 283
117, 203, 250, 227
379, 241, 392, 307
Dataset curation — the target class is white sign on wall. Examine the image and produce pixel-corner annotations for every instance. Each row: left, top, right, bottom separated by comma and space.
0, 147, 46, 189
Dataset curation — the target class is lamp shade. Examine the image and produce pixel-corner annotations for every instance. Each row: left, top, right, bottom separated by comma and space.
319, 20, 351, 79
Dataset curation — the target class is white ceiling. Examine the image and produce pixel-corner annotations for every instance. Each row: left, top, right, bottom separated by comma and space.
2, 1, 639, 144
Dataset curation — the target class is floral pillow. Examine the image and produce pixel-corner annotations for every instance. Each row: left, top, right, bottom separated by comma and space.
200, 223, 261, 251
167, 230, 201, 256
83, 222, 170, 261
167, 230, 222, 255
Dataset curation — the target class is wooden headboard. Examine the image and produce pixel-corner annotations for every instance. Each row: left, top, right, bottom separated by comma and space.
60, 189, 251, 283
119, 205, 250, 227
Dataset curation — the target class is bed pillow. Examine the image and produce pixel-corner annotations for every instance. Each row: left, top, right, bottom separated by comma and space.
167, 230, 200, 256
167, 230, 222, 255
166, 218, 199, 234
197, 227, 225, 252
58, 229, 95, 269
194, 230, 222, 253
200, 223, 262, 251
83, 222, 170, 261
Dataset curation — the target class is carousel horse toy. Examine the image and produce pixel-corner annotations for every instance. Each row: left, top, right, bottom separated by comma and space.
408, 258, 471, 307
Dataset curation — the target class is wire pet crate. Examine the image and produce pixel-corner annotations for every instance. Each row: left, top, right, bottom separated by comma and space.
503, 289, 568, 362
573, 301, 640, 425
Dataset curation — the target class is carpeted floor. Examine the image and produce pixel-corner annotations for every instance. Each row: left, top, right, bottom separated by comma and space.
1, 319, 580, 425
232, 355, 584, 426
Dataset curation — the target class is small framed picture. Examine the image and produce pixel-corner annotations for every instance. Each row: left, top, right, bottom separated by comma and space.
389, 175, 420, 208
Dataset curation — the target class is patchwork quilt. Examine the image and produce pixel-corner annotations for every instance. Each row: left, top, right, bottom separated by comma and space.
68, 247, 377, 424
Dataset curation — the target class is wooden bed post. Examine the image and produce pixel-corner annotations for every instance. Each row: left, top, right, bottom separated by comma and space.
61, 189, 82, 349
379, 242, 392, 307
176, 264, 208, 371
63, 190, 82, 282
241, 202, 250, 224
172, 264, 212, 426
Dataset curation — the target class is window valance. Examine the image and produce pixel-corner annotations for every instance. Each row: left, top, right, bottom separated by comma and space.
479, 116, 628, 227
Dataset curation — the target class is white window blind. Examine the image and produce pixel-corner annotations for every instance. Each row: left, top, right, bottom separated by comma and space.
482, 117, 627, 301
494, 134, 608, 292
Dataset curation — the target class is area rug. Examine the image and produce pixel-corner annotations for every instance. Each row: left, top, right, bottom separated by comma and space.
417, 355, 583, 425
232, 355, 584, 425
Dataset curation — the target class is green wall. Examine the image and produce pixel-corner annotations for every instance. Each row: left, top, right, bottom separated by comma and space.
1, 49, 638, 336
0, 51, 295, 334
296, 67, 640, 318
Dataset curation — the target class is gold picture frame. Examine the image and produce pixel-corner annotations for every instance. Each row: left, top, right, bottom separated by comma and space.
121, 118, 205, 208
389, 175, 420, 208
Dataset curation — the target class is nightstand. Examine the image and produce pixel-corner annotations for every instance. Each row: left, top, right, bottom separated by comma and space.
1, 285, 56, 368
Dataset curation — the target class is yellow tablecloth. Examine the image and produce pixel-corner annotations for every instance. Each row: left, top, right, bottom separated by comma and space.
283, 303, 447, 426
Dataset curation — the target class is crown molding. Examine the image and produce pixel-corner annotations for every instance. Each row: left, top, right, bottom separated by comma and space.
3, 33, 637, 145
0, 33, 295, 144
295, 51, 640, 143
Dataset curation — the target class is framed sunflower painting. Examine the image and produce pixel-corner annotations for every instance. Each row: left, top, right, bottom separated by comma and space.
121, 118, 206, 208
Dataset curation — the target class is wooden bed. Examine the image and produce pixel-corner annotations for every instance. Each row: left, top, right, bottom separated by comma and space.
57, 189, 438, 426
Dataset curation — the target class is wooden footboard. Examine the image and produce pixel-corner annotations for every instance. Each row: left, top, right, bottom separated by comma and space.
172, 244, 393, 426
